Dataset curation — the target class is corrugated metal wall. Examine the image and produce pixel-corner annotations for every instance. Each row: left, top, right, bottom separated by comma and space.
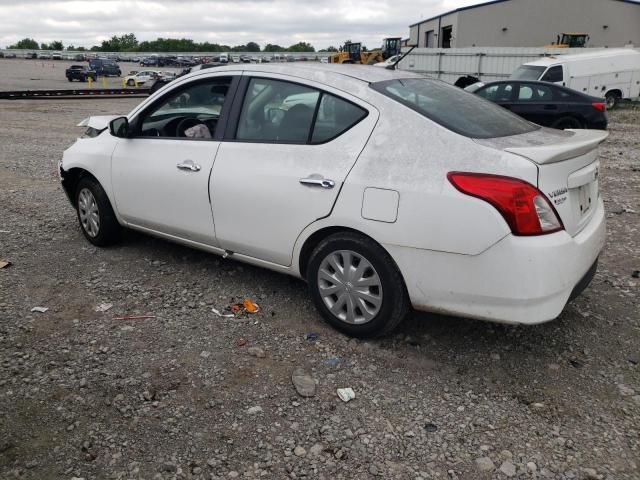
397, 47, 599, 84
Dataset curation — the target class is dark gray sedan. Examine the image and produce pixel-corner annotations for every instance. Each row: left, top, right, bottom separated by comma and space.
466, 80, 608, 130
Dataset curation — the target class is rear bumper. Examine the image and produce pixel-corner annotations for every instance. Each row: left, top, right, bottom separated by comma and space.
387, 198, 605, 325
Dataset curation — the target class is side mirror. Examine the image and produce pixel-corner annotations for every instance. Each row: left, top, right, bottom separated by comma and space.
109, 116, 130, 138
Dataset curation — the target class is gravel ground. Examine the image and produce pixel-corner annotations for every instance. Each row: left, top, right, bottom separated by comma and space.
0, 77, 639, 479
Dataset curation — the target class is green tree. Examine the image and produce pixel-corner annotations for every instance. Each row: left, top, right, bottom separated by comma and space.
245, 41, 260, 52
325, 46, 338, 52
101, 33, 138, 52
119, 33, 138, 51
40, 42, 50, 50
50, 40, 64, 50
9, 38, 39, 49
287, 42, 315, 52
230, 44, 246, 52
263, 43, 284, 52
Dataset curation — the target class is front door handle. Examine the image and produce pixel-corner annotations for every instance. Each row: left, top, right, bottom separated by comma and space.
177, 160, 201, 172
300, 177, 335, 189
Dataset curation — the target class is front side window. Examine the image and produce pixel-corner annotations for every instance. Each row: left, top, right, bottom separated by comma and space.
372, 78, 538, 139
236, 78, 367, 144
541, 66, 563, 83
477, 83, 514, 102
139, 77, 232, 138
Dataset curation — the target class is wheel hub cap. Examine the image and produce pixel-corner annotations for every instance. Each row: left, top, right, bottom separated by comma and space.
317, 250, 383, 325
78, 188, 100, 238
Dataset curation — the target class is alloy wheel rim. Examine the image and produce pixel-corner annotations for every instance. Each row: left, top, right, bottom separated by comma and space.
317, 250, 383, 325
78, 188, 100, 238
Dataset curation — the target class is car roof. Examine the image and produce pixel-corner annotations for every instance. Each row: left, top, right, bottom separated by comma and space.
482, 80, 559, 86
184, 63, 424, 86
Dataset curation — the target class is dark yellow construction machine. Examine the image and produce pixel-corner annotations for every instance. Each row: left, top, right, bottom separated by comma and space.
329, 37, 402, 64
546, 33, 590, 48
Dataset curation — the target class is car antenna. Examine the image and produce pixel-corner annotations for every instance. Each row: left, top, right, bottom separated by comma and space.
386, 45, 416, 71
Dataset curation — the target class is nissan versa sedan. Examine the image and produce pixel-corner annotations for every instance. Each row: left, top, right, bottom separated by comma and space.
59, 64, 607, 337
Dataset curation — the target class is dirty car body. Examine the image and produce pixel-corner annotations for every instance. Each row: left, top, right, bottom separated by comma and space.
59, 64, 607, 337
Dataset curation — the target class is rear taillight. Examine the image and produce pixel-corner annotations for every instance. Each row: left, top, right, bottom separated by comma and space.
592, 102, 606, 113
447, 172, 564, 236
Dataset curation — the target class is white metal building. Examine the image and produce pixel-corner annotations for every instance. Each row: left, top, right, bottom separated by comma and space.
409, 0, 640, 49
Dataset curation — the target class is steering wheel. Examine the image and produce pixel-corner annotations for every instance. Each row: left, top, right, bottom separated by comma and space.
176, 117, 204, 137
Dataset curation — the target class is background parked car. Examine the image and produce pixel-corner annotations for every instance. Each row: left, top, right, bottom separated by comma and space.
123, 70, 161, 86
88, 58, 122, 77
467, 80, 607, 130
65, 65, 97, 82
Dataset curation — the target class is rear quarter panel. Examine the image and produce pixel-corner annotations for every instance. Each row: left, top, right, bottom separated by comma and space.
296, 94, 539, 259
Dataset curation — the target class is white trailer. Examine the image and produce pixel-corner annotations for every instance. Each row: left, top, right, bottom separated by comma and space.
511, 49, 640, 108
396, 47, 640, 86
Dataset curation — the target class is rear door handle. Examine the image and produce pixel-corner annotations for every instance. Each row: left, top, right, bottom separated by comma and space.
177, 160, 201, 172
299, 177, 335, 189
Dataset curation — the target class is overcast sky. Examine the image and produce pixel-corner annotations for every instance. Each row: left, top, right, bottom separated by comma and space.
0, 0, 486, 50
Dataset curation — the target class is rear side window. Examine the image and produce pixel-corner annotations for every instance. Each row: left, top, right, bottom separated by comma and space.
236, 78, 367, 144
541, 66, 563, 83
312, 94, 367, 143
372, 78, 538, 139
518, 84, 553, 101
237, 78, 319, 143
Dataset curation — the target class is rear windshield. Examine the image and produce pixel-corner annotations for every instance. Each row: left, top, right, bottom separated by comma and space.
511, 65, 545, 80
371, 78, 538, 139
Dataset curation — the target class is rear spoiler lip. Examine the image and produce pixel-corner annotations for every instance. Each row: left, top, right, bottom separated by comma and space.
502, 129, 609, 165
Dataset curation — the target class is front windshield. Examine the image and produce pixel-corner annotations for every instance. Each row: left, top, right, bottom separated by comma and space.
511, 65, 545, 81
371, 78, 538, 139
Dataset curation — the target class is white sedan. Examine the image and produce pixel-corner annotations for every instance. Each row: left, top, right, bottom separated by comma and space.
123, 70, 161, 86
60, 64, 606, 337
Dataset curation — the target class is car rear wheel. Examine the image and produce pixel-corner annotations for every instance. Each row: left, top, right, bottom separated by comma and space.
551, 116, 582, 130
605, 92, 620, 110
127, 79, 134, 86
75, 177, 121, 246
307, 232, 410, 338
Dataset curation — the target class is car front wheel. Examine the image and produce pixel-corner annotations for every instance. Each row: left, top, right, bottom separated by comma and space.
307, 232, 410, 338
75, 177, 121, 246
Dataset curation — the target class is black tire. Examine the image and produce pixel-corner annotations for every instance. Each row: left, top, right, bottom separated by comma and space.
75, 177, 121, 246
127, 79, 135, 86
605, 92, 620, 110
67, 77, 72, 82
551, 116, 582, 130
307, 232, 410, 338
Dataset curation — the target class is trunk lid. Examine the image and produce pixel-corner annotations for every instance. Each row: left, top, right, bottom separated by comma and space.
475, 127, 608, 236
